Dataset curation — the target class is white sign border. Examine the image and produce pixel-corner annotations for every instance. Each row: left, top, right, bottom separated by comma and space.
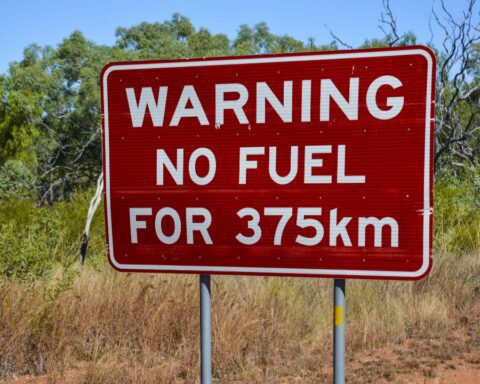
102, 48, 433, 278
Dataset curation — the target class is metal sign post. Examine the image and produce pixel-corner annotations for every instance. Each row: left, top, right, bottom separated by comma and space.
200, 274, 212, 384
333, 279, 346, 384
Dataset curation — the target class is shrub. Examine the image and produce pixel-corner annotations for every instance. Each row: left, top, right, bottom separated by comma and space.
434, 174, 480, 253
0, 189, 105, 280
0, 160, 33, 199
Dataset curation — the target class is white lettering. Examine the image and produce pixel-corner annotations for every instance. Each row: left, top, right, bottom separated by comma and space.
215, 83, 249, 125
366, 75, 404, 120
301, 80, 311, 122
186, 208, 213, 244
239, 147, 265, 184
296, 207, 324, 246
304, 145, 332, 184
320, 78, 359, 121
170, 85, 209, 126
337, 145, 365, 183
358, 217, 399, 247
257, 81, 293, 123
126, 87, 168, 127
129, 208, 152, 244
268, 146, 298, 185
329, 208, 352, 246
155, 207, 181, 244
188, 148, 216, 185
157, 149, 184, 185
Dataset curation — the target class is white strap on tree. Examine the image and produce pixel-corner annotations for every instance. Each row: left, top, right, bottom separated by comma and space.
85, 172, 103, 236
80, 172, 103, 265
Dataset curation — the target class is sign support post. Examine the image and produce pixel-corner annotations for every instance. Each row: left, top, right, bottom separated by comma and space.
200, 274, 212, 384
333, 278, 346, 384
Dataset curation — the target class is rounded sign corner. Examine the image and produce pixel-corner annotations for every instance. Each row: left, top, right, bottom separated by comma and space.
409, 256, 433, 281
412, 45, 436, 64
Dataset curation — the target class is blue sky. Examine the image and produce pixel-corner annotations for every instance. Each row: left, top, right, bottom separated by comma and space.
0, 0, 473, 74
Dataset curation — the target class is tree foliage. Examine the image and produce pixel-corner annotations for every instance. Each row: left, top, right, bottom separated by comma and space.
0, 14, 338, 203
0, 6, 479, 203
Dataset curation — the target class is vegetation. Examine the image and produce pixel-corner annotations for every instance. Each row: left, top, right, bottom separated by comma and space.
0, 249, 479, 382
0, 15, 338, 203
0, 191, 104, 279
0, 3, 479, 203
435, 173, 480, 254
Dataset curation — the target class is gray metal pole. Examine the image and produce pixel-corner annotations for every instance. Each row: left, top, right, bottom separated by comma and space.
333, 278, 346, 384
200, 274, 212, 384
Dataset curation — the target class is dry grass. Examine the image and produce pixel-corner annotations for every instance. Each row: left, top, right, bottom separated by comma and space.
0, 252, 479, 383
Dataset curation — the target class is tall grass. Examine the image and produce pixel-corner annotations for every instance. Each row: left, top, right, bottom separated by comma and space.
0, 252, 479, 382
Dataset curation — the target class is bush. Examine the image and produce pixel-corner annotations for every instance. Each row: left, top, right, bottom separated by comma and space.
434, 174, 480, 253
0, 189, 105, 280
0, 160, 33, 199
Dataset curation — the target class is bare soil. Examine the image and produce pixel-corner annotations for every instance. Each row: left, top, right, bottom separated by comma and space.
1, 333, 479, 384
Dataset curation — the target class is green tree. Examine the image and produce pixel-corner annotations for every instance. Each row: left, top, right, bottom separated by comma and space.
0, 10, 478, 203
